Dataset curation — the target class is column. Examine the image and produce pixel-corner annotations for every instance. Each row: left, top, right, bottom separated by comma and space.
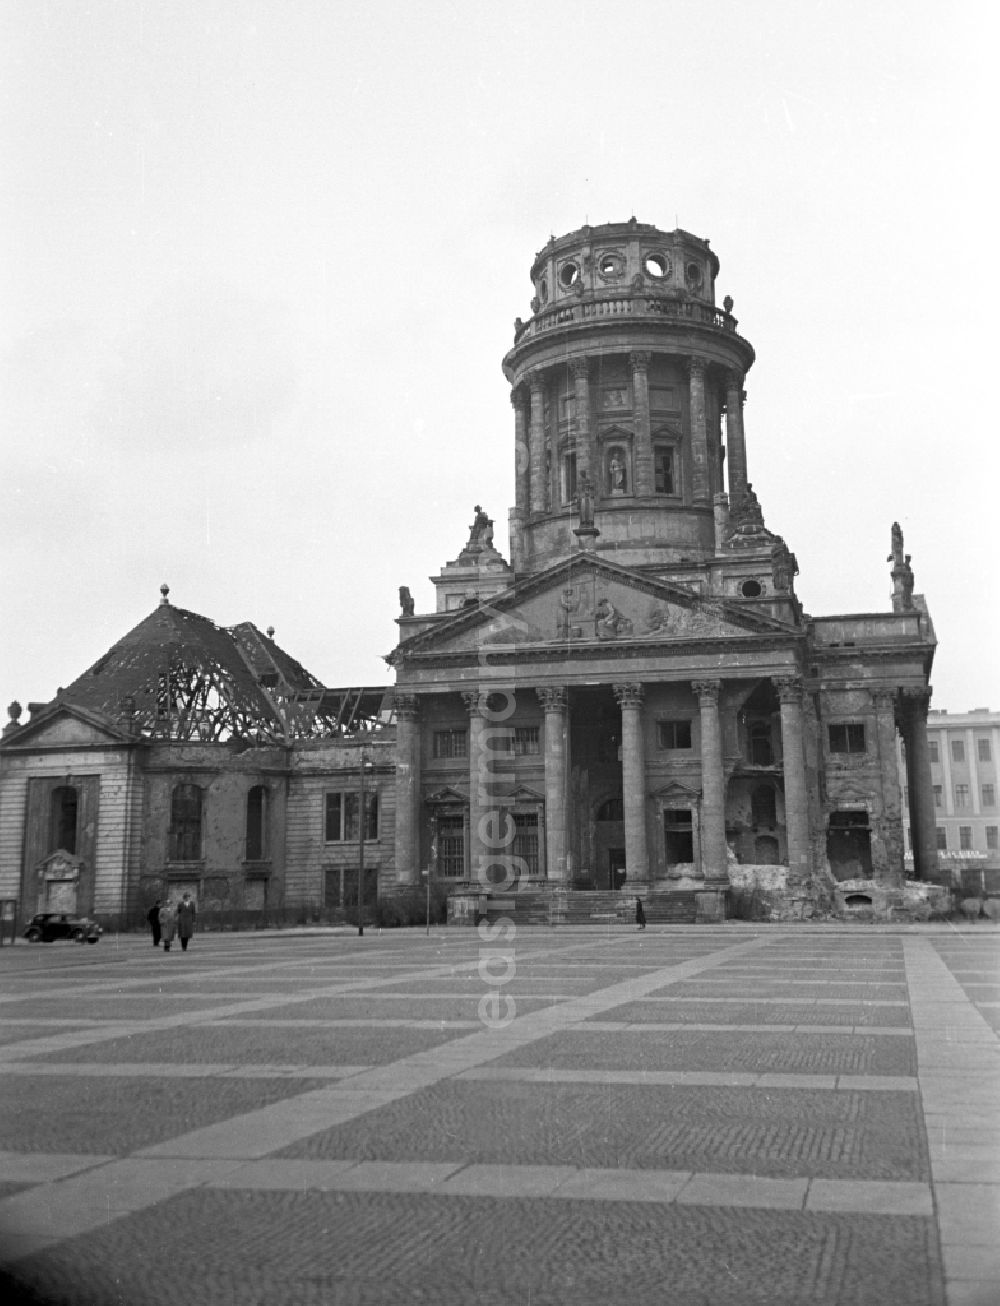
775, 677, 811, 885
393, 694, 421, 885
630, 351, 653, 495
899, 688, 939, 881
537, 687, 569, 882
693, 679, 728, 882
614, 683, 649, 882
462, 691, 487, 885
528, 371, 546, 515
873, 690, 905, 881
570, 358, 592, 481
725, 370, 748, 503
687, 357, 710, 503
511, 385, 529, 515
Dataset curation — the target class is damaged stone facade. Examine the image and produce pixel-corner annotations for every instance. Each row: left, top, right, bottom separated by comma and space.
0, 220, 939, 926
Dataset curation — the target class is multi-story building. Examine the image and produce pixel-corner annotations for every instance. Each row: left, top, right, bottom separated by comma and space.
1, 219, 941, 926
898, 708, 1000, 894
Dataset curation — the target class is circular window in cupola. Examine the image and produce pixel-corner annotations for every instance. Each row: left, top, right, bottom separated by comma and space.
644, 252, 671, 279
559, 260, 581, 290
597, 251, 625, 280
740, 579, 764, 598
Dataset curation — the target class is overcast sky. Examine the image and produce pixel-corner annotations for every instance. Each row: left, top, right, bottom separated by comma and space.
2, 0, 995, 717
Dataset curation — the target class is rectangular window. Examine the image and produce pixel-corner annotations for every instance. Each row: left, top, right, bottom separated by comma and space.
955, 784, 970, 808
933, 785, 942, 808
983, 784, 996, 808
657, 719, 692, 750
653, 447, 675, 494
245, 785, 268, 861
169, 783, 203, 862
663, 809, 694, 865
513, 726, 541, 755
978, 738, 992, 763
987, 826, 998, 851
437, 815, 466, 878
828, 723, 866, 754
928, 741, 939, 764
936, 827, 948, 850
951, 739, 965, 763
433, 729, 467, 759
959, 826, 973, 851
512, 813, 539, 876
562, 452, 578, 503
559, 394, 576, 422
325, 792, 378, 842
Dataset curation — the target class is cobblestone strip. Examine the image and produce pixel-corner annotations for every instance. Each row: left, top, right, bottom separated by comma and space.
903, 936, 1000, 1305
202, 1157, 931, 1216
455, 1066, 918, 1091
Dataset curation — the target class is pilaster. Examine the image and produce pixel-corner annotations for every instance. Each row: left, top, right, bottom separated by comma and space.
630, 351, 653, 495
775, 677, 811, 885
898, 688, 939, 882
725, 370, 748, 503
692, 678, 727, 882
392, 694, 421, 885
537, 686, 569, 882
687, 357, 710, 504
614, 682, 649, 883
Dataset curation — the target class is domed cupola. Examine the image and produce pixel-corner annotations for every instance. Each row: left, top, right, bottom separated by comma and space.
502, 219, 755, 576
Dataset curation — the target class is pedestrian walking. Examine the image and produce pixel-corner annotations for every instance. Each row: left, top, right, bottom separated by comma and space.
635, 896, 646, 929
177, 893, 197, 952
147, 899, 162, 947
159, 899, 177, 951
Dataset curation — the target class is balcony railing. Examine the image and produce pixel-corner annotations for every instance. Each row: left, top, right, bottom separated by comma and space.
513, 293, 740, 346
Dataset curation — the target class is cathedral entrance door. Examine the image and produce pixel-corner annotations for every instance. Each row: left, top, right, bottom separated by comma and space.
609, 848, 627, 891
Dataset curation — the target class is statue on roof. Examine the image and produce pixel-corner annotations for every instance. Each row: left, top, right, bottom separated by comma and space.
398, 586, 415, 617
888, 521, 916, 612
463, 505, 496, 555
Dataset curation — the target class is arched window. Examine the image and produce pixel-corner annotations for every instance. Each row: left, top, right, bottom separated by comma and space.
246, 785, 268, 861
169, 783, 203, 862
50, 785, 78, 854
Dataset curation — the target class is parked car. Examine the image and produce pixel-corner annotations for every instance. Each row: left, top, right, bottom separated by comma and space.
23, 913, 102, 944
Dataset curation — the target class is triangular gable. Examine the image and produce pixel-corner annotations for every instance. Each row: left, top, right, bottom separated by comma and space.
394, 554, 793, 659
651, 780, 703, 803
425, 785, 469, 806
1, 703, 130, 751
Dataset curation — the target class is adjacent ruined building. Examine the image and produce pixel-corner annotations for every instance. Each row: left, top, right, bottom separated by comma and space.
0, 220, 940, 925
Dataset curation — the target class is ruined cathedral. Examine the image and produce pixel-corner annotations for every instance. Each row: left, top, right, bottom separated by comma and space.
0, 220, 938, 926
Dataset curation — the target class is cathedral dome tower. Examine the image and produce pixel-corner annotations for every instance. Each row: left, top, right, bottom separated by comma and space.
503, 219, 755, 576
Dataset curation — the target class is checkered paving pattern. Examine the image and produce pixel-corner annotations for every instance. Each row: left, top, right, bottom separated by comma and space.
0, 923, 997, 1305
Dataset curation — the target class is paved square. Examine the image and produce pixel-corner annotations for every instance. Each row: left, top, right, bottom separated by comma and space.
0, 923, 997, 1305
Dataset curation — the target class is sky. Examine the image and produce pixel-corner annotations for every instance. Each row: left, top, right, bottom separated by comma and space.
2, 0, 996, 716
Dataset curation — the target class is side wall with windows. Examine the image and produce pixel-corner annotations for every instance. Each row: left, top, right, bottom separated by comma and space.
139, 743, 289, 918
284, 736, 396, 914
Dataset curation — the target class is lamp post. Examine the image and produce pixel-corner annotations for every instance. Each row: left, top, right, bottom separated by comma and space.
357, 748, 367, 937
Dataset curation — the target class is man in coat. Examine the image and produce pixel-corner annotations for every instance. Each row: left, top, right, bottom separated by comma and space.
177, 893, 197, 952
159, 900, 177, 951
147, 899, 162, 947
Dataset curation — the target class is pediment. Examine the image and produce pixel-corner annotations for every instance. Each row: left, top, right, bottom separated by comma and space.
425, 785, 469, 806
1, 704, 129, 751
395, 556, 790, 659
651, 780, 703, 803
